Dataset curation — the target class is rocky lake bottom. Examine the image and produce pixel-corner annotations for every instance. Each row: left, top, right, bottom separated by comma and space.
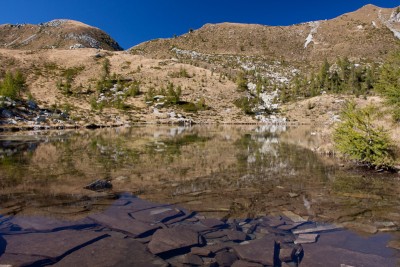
0, 125, 399, 266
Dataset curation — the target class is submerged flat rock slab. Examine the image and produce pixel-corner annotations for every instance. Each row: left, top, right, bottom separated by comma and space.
54, 235, 168, 267
199, 218, 227, 229
9, 216, 97, 232
225, 229, 248, 242
233, 236, 277, 266
282, 211, 307, 223
130, 207, 186, 224
231, 260, 263, 267
300, 244, 397, 267
294, 233, 319, 244
215, 251, 238, 267
292, 224, 342, 234
1, 230, 107, 265
0, 253, 47, 266
148, 226, 203, 255
88, 212, 161, 237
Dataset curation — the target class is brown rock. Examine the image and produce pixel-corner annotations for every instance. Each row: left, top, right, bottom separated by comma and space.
204, 230, 228, 239
88, 212, 161, 237
231, 260, 263, 267
1, 230, 107, 265
183, 253, 203, 266
0, 253, 47, 266
54, 236, 168, 267
259, 216, 284, 227
387, 240, 400, 250
341, 222, 378, 234
277, 222, 307, 231
294, 234, 319, 244
130, 207, 186, 224
10, 216, 96, 232
147, 226, 203, 255
226, 230, 248, 242
292, 224, 342, 234
233, 236, 278, 266
215, 251, 238, 267
207, 241, 237, 254
190, 246, 212, 257
282, 211, 307, 223
200, 218, 227, 229
279, 247, 296, 262
301, 244, 396, 267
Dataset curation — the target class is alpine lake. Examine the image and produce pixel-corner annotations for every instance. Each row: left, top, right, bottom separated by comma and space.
0, 125, 399, 266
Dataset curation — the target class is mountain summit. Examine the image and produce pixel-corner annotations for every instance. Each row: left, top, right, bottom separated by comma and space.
131, 5, 400, 64
0, 19, 122, 50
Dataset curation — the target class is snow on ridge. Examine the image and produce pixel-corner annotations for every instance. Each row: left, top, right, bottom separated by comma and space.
21, 34, 37, 45
389, 9, 400, 23
379, 9, 400, 40
304, 22, 320, 48
304, 33, 313, 48
42, 19, 69, 27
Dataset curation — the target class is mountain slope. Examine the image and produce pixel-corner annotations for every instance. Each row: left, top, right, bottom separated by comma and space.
0, 19, 123, 51
131, 4, 400, 64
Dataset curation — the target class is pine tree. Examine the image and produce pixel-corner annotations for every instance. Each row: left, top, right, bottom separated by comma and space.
0, 71, 26, 99
375, 51, 400, 121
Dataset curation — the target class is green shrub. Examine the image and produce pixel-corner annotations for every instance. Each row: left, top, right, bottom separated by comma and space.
145, 83, 181, 106
333, 101, 395, 169
0, 71, 26, 99
236, 72, 248, 92
169, 67, 191, 78
234, 97, 257, 115
125, 81, 141, 97
181, 102, 198, 113
374, 51, 400, 122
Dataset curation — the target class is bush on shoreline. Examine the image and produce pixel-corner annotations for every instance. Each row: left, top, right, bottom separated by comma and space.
333, 101, 395, 170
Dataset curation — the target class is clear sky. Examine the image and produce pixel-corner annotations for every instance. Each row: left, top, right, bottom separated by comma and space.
1, 0, 398, 49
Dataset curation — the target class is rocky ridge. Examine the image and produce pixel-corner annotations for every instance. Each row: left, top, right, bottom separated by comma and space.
0, 19, 122, 50
132, 4, 400, 65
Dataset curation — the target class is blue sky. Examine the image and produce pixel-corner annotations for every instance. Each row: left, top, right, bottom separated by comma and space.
1, 0, 398, 49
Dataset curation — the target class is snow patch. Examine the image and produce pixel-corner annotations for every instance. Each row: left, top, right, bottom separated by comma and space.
389, 10, 400, 23
66, 33, 101, 48
69, 43, 85, 49
42, 19, 69, 27
5, 37, 21, 47
304, 33, 313, 48
21, 34, 37, 45
372, 21, 377, 28
379, 9, 400, 40
357, 25, 363, 30
304, 22, 320, 48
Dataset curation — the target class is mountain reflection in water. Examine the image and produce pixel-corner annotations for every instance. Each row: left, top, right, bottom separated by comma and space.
0, 125, 399, 234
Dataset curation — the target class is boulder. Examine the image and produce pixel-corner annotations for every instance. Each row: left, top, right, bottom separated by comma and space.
148, 226, 204, 255
27, 100, 38, 110
130, 207, 185, 224
231, 260, 263, 267
183, 253, 203, 266
1, 230, 107, 266
54, 235, 168, 267
294, 233, 319, 244
215, 251, 238, 267
84, 179, 112, 191
225, 230, 248, 242
0, 109, 13, 119
9, 216, 97, 232
190, 246, 212, 257
233, 235, 279, 266
199, 218, 227, 229
88, 212, 161, 237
